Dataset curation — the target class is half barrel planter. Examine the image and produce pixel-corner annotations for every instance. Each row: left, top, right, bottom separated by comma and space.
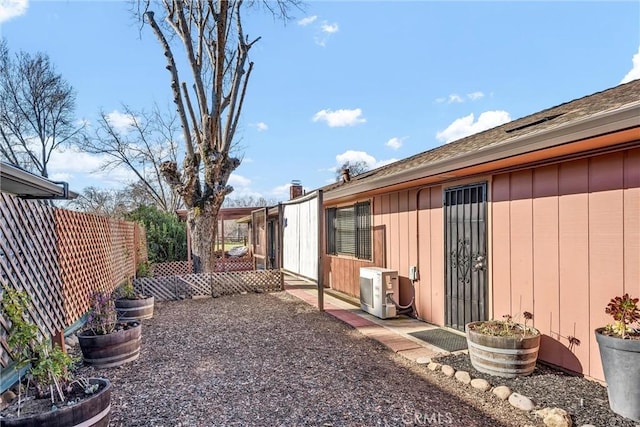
78, 323, 142, 368
465, 321, 541, 378
115, 296, 155, 322
2, 378, 112, 427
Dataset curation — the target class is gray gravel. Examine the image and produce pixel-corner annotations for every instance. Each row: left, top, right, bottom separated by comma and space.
433, 353, 638, 427
76, 292, 542, 427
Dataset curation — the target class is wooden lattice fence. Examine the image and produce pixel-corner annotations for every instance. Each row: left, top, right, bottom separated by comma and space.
1, 193, 146, 371
150, 256, 253, 278
134, 270, 283, 301
151, 261, 193, 277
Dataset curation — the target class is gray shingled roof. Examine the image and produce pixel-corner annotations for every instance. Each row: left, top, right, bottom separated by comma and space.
322, 79, 640, 195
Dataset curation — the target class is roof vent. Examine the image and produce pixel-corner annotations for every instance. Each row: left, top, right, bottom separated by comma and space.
505, 114, 563, 133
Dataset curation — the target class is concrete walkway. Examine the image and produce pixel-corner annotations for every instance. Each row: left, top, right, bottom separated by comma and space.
283, 274, 464, 364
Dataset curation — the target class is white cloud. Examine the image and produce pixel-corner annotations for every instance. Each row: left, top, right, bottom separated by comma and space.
0, 0, 28, 23
314, 20, 339, 47
321, 22, 339, 34
228, 174, 251, 188
106, 110, 136, 133
436, 110, 511, 144
467, 91, 485, 101
436, 91, 485, 104
270, 183, 292, 199
385, 137, 405, 150
297, 15, 317, 26
621, 45, 640, 84
252, 122, 268, 132
313, 108, 366, 127
48, 145, 138, 189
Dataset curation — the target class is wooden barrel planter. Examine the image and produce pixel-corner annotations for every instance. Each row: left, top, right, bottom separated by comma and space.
465, 321, 541, 378
115, 296, 155, 321
78, 323, 142, 368
2, 378, 112, 427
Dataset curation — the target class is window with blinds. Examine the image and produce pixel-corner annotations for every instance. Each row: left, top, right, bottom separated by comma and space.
326, 201, 371, 260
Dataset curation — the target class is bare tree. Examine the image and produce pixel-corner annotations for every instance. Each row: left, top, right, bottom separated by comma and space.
67, 186, 130, 218
223, 195, 277, 208
0, 40, 83, 177
138, 0, 300, 272
335, 160, 369, 182
82, 103, 182, 212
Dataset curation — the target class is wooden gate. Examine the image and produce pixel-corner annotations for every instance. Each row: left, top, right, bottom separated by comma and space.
281, 190, 322, 281
444, 183, 488, 331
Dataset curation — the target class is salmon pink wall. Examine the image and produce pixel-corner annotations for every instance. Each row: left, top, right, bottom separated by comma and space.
490, 148, 640, 381
324, 188, 445, 326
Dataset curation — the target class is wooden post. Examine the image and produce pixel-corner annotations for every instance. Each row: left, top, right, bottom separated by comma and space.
316, 190, 324, 312
53, 329, 66, 353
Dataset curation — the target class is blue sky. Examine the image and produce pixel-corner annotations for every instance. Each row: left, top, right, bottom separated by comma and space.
1, 1, 639, 202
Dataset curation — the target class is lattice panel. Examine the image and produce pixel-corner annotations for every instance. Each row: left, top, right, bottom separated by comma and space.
213, 257, 253, 272
0, 194, 63, 369
1, 194, 145, 372
56, 210, 137, 325
133, 270, 283, 301
151, 261, 193, 277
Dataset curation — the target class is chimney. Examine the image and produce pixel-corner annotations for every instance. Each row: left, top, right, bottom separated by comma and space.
341, 168, 351, 183
290, 180, 303, 200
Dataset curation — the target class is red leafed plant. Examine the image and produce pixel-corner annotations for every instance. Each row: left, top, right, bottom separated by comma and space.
605, 294, 640, 339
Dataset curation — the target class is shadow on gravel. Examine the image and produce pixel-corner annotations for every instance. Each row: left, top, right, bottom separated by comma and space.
77, 292, 541, 427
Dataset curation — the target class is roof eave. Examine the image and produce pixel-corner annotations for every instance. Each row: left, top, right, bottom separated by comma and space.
0, 162, 78, 200
325, 101, 640, 201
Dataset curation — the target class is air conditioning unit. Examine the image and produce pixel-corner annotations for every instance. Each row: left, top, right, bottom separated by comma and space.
359, 267, 399, 319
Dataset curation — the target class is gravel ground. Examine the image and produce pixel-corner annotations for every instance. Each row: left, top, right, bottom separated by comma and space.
75, 292, 543, 427
432, 353, 638, 427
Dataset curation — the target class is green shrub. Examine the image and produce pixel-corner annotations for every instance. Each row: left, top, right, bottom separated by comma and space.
126, 205, 187, 264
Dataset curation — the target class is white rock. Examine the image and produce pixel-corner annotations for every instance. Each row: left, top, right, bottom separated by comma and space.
427, 362, 441, 371
65, 334, 79, 347
470, 378, 491, 391
535, 408, 572, 427
454, 370, 471, 384
416, 356, 431, 365
441, 364, 455, 377
508, 392, 535, 411
492, 385, 512, 400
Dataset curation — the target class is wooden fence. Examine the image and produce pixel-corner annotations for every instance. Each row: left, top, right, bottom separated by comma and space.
1, 193, 146, 371
134, 270, 283, 301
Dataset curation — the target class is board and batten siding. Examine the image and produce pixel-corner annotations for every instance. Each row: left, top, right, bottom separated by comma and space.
491, 148, 640, 381
325, 188, 445, 326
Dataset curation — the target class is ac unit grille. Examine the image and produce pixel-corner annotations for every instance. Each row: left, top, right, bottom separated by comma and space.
359, 276, 374, 308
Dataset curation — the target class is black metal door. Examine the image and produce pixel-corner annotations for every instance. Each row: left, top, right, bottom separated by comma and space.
444, 183, 488, 331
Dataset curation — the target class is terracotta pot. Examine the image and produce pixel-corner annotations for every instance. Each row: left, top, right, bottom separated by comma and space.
1, 378, 111, 427
465, 321, 541, 378
78, 323, 141, 368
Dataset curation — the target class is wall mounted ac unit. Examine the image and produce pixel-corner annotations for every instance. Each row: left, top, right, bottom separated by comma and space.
359, 267, 399, 319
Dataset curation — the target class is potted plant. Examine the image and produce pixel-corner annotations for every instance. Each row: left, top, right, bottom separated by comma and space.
0, 286, 112, 426
113, 278, 155, 322
595, 293, 640, 422
77, 290, 142, 369
465, 312, 541, 378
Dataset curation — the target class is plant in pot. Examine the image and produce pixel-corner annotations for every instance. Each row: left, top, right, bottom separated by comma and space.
0, 286, 112, 426
465, 311, 541, 378
77, 290, 142, 369
113, 277, 155, 322
594, 293, 640, 422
